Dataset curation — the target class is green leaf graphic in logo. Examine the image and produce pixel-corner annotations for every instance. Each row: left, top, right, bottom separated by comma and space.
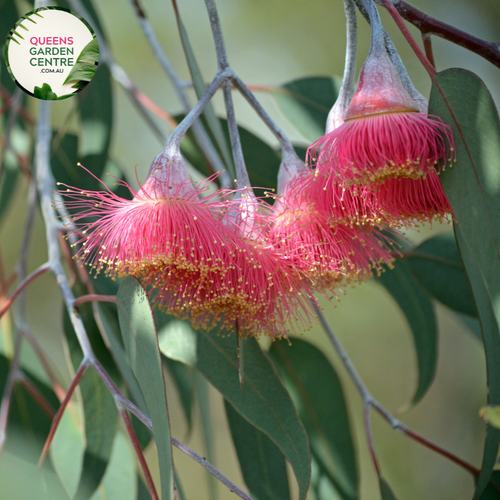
34, 83, 58, 100
64, 37, 99, 89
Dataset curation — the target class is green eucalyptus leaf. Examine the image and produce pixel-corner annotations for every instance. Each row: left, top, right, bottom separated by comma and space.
376, 239, 438, 408
478, 471, 500, 499
63, 296, 119, 500
429, 69, 500, 499
154, 309, 195, 429
0, 148, 20, 224
117, 277, 174, 500
1, 0, 21, 95
404, 232, 477, 318
270, 338, 358, 500
89, 432, 136, 500
274, 76, 341, 142
379, 478, 398, 500
78, 64, 113, 183
455, 226, 500, 499
158, 317, 311, 500
225, 399, 291, 500
0, 353, 69, 499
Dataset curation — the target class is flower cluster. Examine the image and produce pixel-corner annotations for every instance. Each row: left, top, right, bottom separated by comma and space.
58, 29, 455, 338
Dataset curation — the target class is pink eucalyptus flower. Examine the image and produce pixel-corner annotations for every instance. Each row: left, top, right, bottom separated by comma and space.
307, 49, 455, 225
59, 151, 315, 337
272, 151, 396, 286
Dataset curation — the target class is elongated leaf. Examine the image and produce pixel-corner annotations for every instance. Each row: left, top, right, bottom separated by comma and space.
479, 471, 500, 499
0, 352, 69, 499
273, 76, 341, 142
154, 309, 195, 429
117, 277, 174, 500
172, 4, 234, 176
376, 240, 438, 407
63, 298, 119, 500
1, 0, 20, 95
158, 317, 311, 500
195, 373, 217, 500
455, 226, 500, 498
89, 432, 136, 500
78, 64, 113, 183
405, 232, 476, 317
95, 303, 152, 451
270, 339, 357, 500
225, 399, 291, 500
429, 69, 500, 498
0, 148, 20, 224
379, 478, 397, 500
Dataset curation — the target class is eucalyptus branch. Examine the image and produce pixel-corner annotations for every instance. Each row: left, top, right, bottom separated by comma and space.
203, 0, 299, 170
204, 0, 230, 71
232, 76, 297, 157
327, 0, 357, 132
166, 76, 224, 151
129, 0, 231, 187
313, 303, 481, 478
172, 437, 253, 500
222, 81, 249, 187
0, 263, 51, 320
376, 0, 500, 69
67, 0, 166, 144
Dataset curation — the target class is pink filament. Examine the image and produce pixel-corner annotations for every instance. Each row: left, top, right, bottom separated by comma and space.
307, 112, 455, 185
58, 172, 315, 337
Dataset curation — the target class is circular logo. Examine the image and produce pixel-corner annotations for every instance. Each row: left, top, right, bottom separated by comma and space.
5, 7, 99, 100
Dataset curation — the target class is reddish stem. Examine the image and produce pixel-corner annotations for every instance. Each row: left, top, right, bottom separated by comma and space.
382, 0, 436, 77
401, 425, 480, 476
371, 403, 480, 476
388, 0, 500, 69
364, 405, 381, 476
134, 90, 179, 129
38, 362, 88, 468
0, 85, 35, 125
73, 294, 118, 308
0, 263, 51, 320
422, 33, 436, 69
0, 335, 23, 454
17, 373, 56, 419
120, 407, 159, 500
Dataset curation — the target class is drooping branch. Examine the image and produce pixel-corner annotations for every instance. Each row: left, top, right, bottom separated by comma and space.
378, 0, 500, 69
313, 303, 482, 479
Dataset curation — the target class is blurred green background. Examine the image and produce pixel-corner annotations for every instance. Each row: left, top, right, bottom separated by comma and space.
1, 0, 500, 498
